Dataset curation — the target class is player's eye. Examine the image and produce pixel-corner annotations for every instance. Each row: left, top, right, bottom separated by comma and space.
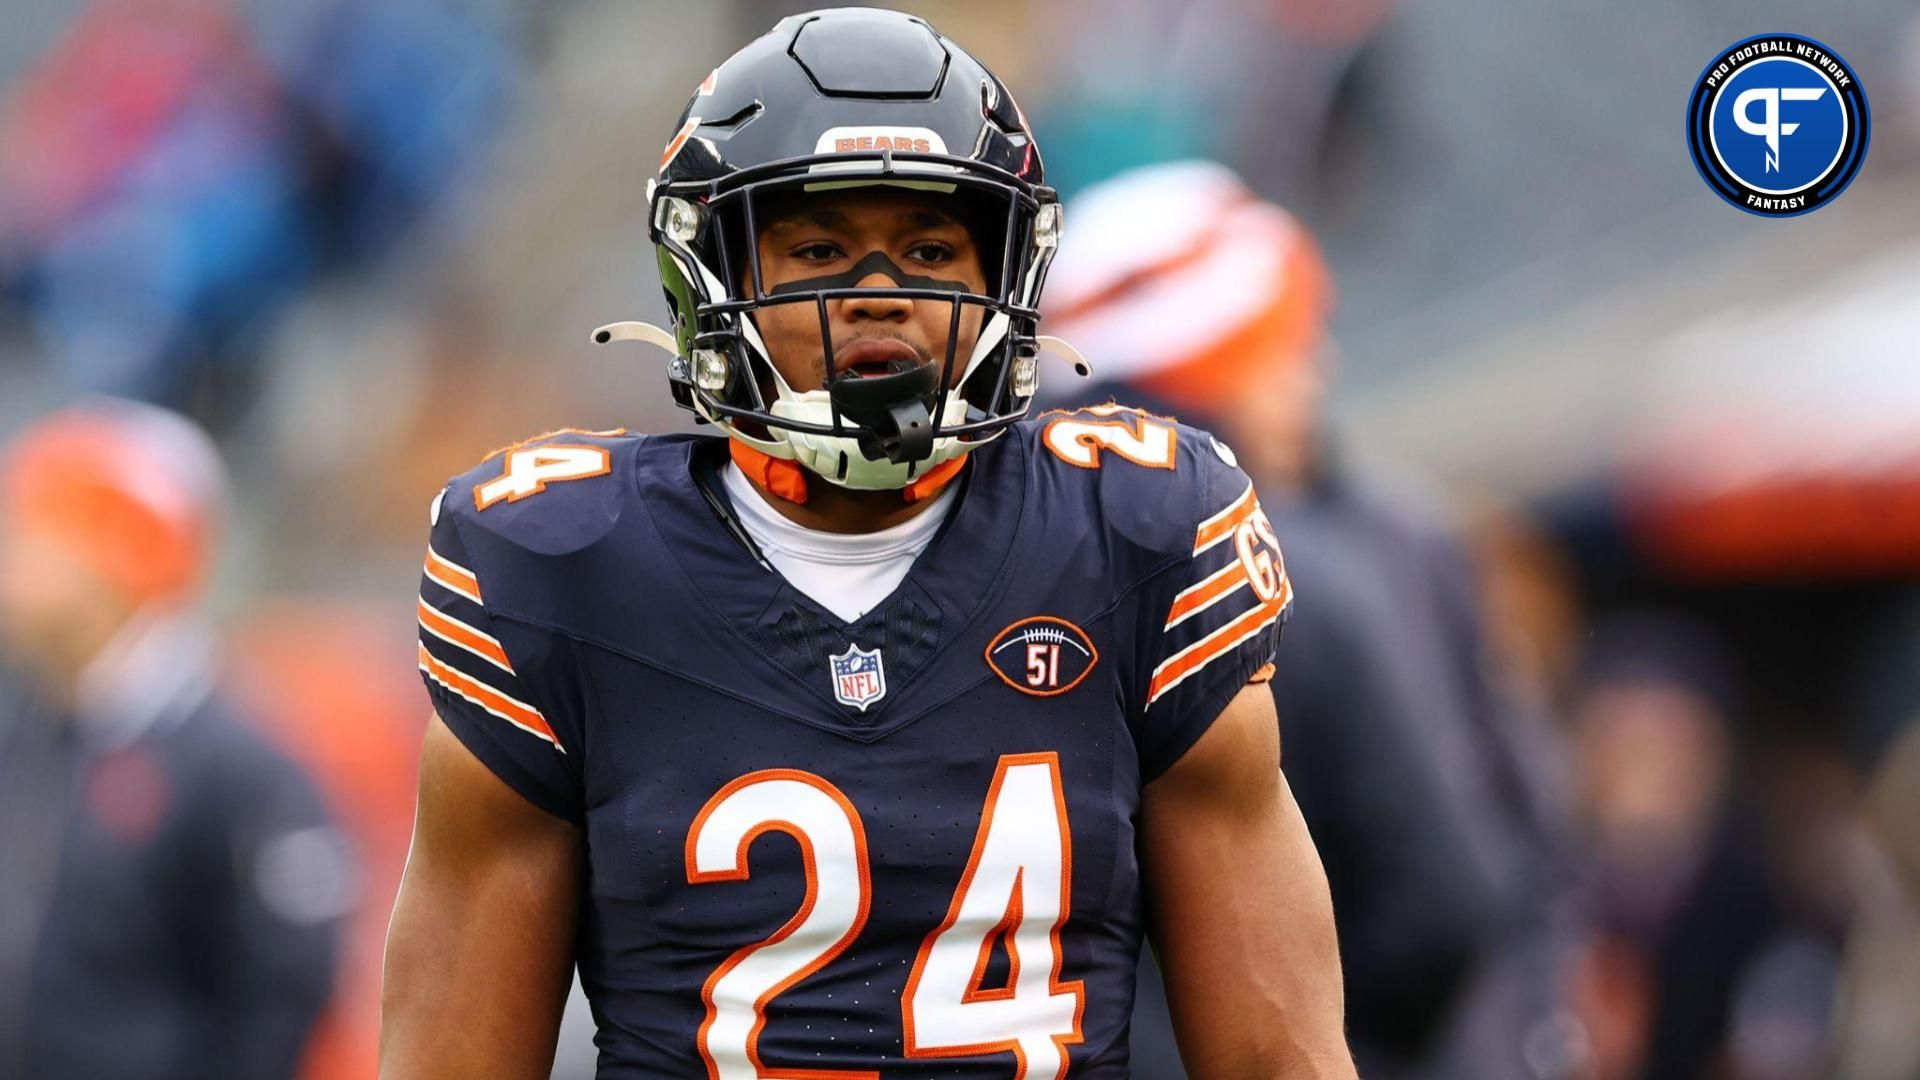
790, 241, 845, 262
905, 241, 954, 265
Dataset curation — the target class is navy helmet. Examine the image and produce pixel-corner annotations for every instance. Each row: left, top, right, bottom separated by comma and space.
597, 8, 1076, 490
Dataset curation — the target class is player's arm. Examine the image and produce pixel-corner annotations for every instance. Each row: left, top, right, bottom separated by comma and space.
1141, 681, 1356, 1079
380, 713, 583, 1080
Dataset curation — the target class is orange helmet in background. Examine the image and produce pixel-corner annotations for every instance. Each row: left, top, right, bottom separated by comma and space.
1040, 160, 1333, 418
0, 399, 226, 607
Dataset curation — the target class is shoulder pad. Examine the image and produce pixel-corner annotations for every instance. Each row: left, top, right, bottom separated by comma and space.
437, 428, 643, 559
1021, 404, 1255, 559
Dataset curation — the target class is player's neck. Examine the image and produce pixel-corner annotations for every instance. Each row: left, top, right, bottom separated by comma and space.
750, 477, 944, 535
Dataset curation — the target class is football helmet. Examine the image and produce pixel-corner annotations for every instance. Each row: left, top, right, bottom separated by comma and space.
595, 8, 1087, 490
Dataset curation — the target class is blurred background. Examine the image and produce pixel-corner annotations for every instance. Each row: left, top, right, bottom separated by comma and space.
0, 1, 1916, 1077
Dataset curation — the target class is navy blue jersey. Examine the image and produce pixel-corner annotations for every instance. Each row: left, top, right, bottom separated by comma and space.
415, 406, 1292, 1078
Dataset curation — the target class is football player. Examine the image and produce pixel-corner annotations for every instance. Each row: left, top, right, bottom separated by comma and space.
382, 9, 1354, 1078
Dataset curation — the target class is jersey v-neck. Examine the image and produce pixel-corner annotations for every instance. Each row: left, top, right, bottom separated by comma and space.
634, 435, 1030, 724
722, 461, 959, 622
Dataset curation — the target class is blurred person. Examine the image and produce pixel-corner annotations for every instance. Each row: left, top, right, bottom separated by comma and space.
1847, 590, 1920, 902
1834, 721, 1920, 1080
1864, 719, 1920, 905
1042, 160, 1577, 1080
229, 604, 431, 1080
1828, 601, 1920, 1078
382, 10, 1355, 1079
0, 399, 350, 1079
1739, 745, 1872, 1080
1463, 502, 1587, 720
1569, 616, 1841, 1080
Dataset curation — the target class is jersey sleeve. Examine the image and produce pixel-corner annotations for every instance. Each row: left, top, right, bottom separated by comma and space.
1132, 445, 1295, 781
417, 488, 585, 821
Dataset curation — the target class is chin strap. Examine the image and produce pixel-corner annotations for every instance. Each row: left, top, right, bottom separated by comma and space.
902, 456, 968, 503
597, 317, 1042, 507
728, 440, 967, 506
730, 440, 812, 505
591, 321, 679, 351
1036, 335, 1094, 378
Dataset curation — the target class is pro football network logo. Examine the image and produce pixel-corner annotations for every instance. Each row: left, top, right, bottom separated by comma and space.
1686, 34, 1869, 217
829, 642, 887, 712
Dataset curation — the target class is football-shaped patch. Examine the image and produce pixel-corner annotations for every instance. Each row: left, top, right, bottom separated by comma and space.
985, 616, 1099, 697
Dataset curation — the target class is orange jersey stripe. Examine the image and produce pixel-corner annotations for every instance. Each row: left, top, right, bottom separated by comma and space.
1192, 483, 1257, 554
423, 547, 482, 605
1163, 560, 1250, 629
417, 644, 557, 747
1147, 578, 1294, 706
417, 599, 513, 672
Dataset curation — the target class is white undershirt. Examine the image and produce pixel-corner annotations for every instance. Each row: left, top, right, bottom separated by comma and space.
724, 461, 958, 622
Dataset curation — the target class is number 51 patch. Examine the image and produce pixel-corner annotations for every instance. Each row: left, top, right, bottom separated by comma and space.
985, 617, 1099, 697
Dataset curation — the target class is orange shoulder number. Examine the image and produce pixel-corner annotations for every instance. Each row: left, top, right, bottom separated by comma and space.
1041, 405, 1177, 470
473, 430, 624, 511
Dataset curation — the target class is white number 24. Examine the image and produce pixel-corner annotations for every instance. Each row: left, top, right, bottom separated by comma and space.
685, 753, 1083, 1080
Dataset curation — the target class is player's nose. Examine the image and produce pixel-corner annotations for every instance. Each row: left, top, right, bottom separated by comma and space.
841, 274, 913, 321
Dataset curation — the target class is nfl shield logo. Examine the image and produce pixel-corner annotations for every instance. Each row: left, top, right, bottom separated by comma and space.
828, 642, 887, 712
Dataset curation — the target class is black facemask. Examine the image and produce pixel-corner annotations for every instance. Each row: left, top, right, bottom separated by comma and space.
763, 251, 973, 465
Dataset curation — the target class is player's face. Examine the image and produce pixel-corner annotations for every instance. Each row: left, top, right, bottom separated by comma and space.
748, 188, 988, 394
